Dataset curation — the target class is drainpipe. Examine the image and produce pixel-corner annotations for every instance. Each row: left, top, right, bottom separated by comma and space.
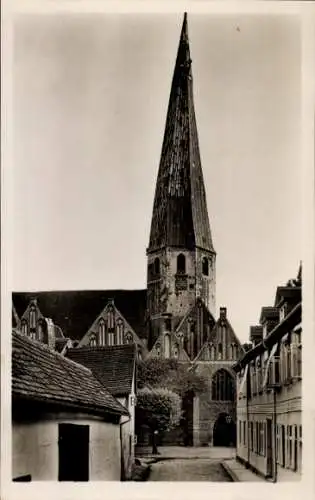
272, 388, 278, 483
119, 414, 131, 482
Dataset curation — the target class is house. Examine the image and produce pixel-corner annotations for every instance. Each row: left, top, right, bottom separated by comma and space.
12, 330, 129, 481
233, 266, 302, 481
66, 344, 137, 480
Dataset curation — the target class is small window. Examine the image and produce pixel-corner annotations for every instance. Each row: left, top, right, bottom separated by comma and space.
177, 253, 186, 274
156, 343, 161, 357
173, 343, 179, 358
90, 334, 97, 347
21, 319, 28, 336
154, 257, 160, 275
125, 331, 133, 344
202, 257, 209, 276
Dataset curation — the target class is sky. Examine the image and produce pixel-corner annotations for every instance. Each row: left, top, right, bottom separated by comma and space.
12, 12, 302, 342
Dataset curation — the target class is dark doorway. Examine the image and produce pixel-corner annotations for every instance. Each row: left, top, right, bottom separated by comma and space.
58, 423, 90, 481
213, 413, 236, 447
182, 392, 194, 446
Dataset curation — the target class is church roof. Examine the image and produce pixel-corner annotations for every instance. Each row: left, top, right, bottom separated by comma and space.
66, 344, 136, 396
12, 330, 128, 417
148, 13, 214, 253
12, 289, 147, 341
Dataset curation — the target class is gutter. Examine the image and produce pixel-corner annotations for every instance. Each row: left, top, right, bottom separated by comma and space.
233, 302, 301, 371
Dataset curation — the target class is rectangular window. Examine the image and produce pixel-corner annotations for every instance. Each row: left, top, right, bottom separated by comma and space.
281, 425, 286, 467
58, 423, 90, 481
287, 425, 293, 469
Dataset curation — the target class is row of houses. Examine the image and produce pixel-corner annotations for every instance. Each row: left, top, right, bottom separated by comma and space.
12, 330, 137, 481
234, 265, 302, 482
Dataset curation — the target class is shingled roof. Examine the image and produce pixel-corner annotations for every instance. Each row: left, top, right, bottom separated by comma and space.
12, 331, 128, 417
66, 344, 136, 396
12, 289, 147, 341
148, 13, 214, 253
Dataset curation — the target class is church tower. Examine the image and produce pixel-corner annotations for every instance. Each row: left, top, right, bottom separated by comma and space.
147, 14, 216, 346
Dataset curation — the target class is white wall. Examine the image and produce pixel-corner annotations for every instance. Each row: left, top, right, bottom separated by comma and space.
12, 412, 121, 481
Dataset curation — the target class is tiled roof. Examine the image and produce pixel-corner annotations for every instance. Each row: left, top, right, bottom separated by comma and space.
66, 344, 136, 396
12, 331, 128, 416
12, 289, 147, 341
148, 14, 214, 253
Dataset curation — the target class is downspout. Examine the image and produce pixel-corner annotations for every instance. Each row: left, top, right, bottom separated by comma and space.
120, 414, 131, 481
273, 388, 278, 482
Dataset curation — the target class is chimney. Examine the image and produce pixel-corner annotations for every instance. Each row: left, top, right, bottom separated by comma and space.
45, 318, 56, 351
249, 326, 263, 346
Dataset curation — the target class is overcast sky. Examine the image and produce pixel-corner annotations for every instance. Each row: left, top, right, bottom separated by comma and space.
12, 13, 301, 342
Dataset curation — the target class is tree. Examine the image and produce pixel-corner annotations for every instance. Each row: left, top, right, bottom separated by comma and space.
136, 387, 182, 454
137, 358, 208, 397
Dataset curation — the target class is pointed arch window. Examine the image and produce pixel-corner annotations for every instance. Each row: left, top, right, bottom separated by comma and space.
90, 333, 97, 347
107, 306, 115, 345
173, 343, 179, 359
154, 257, 160, 276
155, 343, 161, 357
21, 319, 28, 336
209, 343, 216, 360
212, 369, 235, 401
116, 318, 124, 345
217, 343, 223, 360
202, 257, 209, 276
125, 331, 133, 345
37, 319, 48, 344
177, 253, 186, 274
29, 306, 37, 339
98, 318, 106, 346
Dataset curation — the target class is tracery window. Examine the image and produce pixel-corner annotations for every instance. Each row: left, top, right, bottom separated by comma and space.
177, 253, 186, 274
212, 369, 235, 401
98, 318, 106, 346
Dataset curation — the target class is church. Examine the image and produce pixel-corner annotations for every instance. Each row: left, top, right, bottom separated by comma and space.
12, 14, 243, 447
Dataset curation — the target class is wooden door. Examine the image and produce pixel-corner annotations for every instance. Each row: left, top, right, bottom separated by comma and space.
58, 423, 89, 481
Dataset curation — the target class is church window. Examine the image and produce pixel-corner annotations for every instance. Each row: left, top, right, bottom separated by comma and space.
116, 319, 124, 345
212, 369, 235, 401
177, 253, 186, 274
202, 257, 209, 276
164, 334, 171, 359
156, 343, 161, 357
173, 343, 179, 358
125, 331, 133, 344
90, 333, 97, 347
21, 319, 28, 336
210, 344, 216, 360
107, 306, 115, 345
154, 257, 160, 276
217, 343, 223, 360
98, 319, 106, 346
37, 319, 48, 344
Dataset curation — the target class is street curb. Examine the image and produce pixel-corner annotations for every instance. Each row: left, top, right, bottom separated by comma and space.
221, 462, 239, 482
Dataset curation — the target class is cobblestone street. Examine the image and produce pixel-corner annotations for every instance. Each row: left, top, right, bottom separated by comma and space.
148, 458, 232, 481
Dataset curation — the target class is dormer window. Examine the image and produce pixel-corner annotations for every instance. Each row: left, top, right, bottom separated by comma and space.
279, 304, 287, 322
202, 257, 209, 276
177, 253, 186, 274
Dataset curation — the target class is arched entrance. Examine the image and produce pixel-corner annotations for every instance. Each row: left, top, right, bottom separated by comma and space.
213, 413, 236, 447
